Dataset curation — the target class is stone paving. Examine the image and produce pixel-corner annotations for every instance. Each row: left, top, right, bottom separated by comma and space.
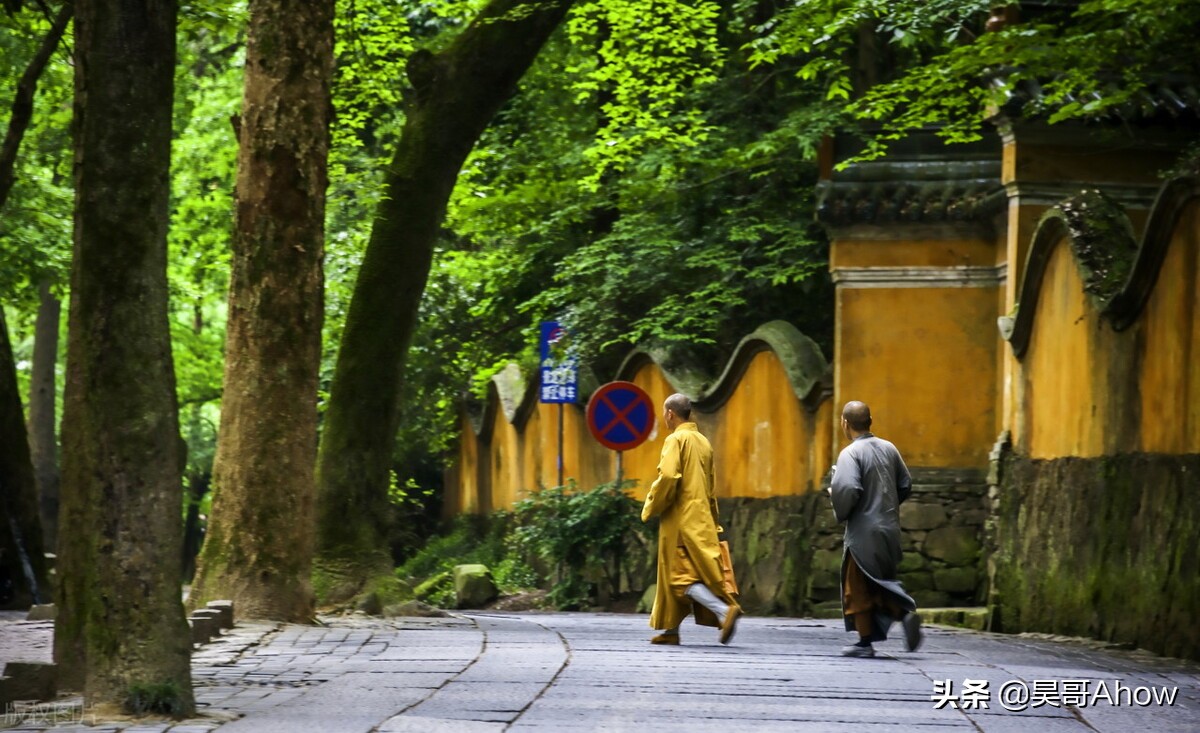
2, 610, 1198, 732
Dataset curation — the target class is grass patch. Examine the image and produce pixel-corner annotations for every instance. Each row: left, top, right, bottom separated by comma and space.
124, 680, 187, 717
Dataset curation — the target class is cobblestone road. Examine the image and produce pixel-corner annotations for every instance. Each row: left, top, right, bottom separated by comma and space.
3, 611, 1198, 731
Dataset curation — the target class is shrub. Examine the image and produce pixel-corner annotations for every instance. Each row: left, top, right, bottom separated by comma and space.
493, 554, 538, 593
396, 480, 646, 610
509, 479, 645, 609
413, 570, 456, 608
395, 514, 501, 583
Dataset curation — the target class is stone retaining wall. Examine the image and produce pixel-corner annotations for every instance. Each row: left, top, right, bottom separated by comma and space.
616, 468, 990, 616
988, 452, 1200, 661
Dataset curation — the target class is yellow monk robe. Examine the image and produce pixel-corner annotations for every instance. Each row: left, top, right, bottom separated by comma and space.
641, 422, 738, 630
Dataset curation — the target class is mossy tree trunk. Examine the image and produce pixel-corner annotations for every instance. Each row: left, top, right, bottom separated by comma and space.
189, 0, 334, 622
29, 280, 61, 552
54, 0, 194, 713
314, 0, 575, 603
0, 306, 49, 609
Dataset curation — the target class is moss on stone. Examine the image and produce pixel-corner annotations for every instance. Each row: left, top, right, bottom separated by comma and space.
1057, 190, 1138, 308
990, 452, 1200, 660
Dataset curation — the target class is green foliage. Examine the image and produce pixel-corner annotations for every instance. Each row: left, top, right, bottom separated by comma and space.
324, 0, 413, 318
492, 553, 539, 591
167, 3, 248, 489
0, 4, 73, 309
509, 479, 645, 608
124, 680, 188, 717
396, 480, 646, 609
411, 0, 837, 457
397, 512, 536, 605
748, 0, 1200, 162
395, 514, 509, 586
386, 468, 440, 561
413, 569, 455, 607
566, 0, 723, 188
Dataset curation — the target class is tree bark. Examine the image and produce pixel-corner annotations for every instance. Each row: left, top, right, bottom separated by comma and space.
54, 0, 194, 713
189, 0, 333, 622
0, 2, 72, 211
314, 0, 575, 603
0, 306, 49, 610
28, 279, 60, 552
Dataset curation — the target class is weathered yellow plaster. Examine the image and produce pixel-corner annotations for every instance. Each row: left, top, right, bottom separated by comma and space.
833, 284, 999, 467
1139, 200, 1200, 454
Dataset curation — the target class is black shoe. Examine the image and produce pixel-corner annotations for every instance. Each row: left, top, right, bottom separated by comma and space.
903, 612, 923, 652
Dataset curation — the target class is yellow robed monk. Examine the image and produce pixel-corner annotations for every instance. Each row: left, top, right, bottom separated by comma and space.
640, 393, 742, 645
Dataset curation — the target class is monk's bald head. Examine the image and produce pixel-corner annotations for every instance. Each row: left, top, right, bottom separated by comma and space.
842, 401, 871, 432
664, 393, 692, 420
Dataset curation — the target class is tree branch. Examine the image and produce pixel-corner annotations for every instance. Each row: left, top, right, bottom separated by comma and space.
0, 2, 72, 212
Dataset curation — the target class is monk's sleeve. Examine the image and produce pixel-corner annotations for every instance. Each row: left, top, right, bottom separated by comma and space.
829, 450, 862, 523
707, 459, 723, 534
641, 435, 681, 522
895, 449, 913, 504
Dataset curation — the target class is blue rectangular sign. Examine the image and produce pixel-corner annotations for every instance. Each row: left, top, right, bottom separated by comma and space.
539, 321, 578, 403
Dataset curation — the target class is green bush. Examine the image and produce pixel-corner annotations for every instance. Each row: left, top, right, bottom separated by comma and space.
396, 480, 646, 610
395, 514, 505, 583
493, 554, 538, 593
509, 479, 645, 609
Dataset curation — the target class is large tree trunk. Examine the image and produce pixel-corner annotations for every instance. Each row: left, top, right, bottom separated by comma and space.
28, 280, 60, 552
0, 306, 49, 610
314, 0, 575, 603
54, 0, 194, 714
189, 0, 333, 622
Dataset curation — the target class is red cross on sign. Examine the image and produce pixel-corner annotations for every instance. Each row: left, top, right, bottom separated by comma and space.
586, 381, 655, 452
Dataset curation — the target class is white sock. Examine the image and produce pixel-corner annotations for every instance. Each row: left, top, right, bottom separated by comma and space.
685, 583, 730, 623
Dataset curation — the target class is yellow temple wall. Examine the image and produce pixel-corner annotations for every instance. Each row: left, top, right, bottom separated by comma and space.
706, 351, 831, 499
834, 285, 999, 467
1011, 183, 1200, 459
452, 323, 832, 513
600, 362, 666, 500
1018, 239, 1111, 458
831, 237, 996, 269
447, 413, 480, 517
829, 228, 1001, 468
1138, 199, 1200, 454
991, 176, 1200, 659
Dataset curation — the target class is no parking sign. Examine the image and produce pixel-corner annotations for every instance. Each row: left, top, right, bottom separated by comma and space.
586, 381, 655, 452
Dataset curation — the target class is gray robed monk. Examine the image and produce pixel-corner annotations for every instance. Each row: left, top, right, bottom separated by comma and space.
829, 400, 923, 657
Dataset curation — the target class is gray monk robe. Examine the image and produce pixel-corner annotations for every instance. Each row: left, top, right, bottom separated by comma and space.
830, 432, 917, 642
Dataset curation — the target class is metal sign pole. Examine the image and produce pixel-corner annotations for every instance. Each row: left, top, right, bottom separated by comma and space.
616, 450, 623, 487
557, 403, 564, 487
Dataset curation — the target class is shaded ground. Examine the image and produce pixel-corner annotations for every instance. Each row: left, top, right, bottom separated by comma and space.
2, 610, 1198, 731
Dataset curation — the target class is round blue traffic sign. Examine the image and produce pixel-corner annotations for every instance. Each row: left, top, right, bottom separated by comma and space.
586, 381, 655, 452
